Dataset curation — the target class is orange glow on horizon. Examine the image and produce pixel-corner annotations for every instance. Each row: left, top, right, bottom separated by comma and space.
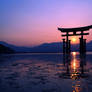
72, 38, 76, 42
72, 52, 77, 56
70, 37, 79, 44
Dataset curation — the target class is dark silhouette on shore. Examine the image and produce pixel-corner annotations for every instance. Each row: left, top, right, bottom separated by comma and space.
0, 44, 15, 54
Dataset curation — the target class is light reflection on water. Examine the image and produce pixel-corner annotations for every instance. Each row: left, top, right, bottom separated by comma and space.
71, 53, 84, 92
62, 52, 89, 92
0, 52, 92, 92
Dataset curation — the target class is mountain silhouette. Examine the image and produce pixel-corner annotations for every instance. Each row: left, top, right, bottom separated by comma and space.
0, 41, 32, 52
0, 44, 15, 54
0, 41, 92, 53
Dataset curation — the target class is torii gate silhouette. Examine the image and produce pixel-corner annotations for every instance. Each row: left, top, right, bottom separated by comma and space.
58, 25, 92, 54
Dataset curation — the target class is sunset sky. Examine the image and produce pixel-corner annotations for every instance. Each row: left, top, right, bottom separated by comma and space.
0, 0, 92, 46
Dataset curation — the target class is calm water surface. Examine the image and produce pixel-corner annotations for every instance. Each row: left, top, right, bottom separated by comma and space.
0, 52, 92, 92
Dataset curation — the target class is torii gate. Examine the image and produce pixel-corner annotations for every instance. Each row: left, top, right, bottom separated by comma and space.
58, 25, 92, 54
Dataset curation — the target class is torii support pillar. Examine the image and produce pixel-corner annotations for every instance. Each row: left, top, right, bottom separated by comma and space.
80, 38, 86, 54
63, 39, 66, 54
65, 32, 71, 54
66, 32, 69, 54
62, 39, 71, 54
83, 39, 86, 53
68, 40, 71, 53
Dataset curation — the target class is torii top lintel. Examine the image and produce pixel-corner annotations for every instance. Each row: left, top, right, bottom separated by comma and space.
58, 25, 92, 33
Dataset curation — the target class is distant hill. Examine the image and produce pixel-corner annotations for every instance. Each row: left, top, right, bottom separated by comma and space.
30, 42, 63, 53
0, 41, 31, 52
0, 41, 62, 53
0, 44, 15, 54
0, 41, 92, 53
86, 41, 92, 51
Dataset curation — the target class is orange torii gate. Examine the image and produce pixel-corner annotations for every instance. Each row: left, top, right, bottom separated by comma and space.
58, 25, 92, 54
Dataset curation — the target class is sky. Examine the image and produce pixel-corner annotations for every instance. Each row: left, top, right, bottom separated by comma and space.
0, 0, 92, 46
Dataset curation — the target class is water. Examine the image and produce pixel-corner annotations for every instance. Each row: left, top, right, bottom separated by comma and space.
0, 52, 92, 92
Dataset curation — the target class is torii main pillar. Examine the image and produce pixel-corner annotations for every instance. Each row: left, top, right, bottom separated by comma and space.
58, 25, 92, 54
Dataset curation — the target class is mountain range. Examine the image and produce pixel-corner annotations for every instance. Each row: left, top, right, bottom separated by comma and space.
0, 41, 92, 53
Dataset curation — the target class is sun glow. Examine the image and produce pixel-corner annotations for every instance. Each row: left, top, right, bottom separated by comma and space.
72, 38, 76, 42
72, 52, 76, 56
71, 37, 78, 44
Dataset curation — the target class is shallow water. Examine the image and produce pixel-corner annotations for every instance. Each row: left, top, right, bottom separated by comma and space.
0, 52, 92, 92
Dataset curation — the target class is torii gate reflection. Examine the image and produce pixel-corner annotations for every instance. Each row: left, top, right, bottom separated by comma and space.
62, 52, 88, 92
58, 25, 92, 54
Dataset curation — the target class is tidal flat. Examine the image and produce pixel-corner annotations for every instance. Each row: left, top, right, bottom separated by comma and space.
0, 52, 92, 92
